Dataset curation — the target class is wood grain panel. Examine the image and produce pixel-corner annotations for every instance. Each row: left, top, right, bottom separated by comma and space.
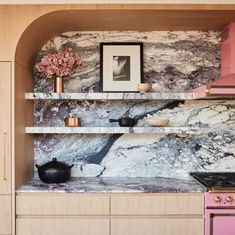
0, 195, 11, 234
111, 217, 204, 235
16, 194, 110, 215
111, 194, 204, 215
0, 62, 11, 194
14, 62, 34, 188
0, 4, 67, 60
17, 218, 109, 235
0, 4, 234, 60
15, 7, 235, 68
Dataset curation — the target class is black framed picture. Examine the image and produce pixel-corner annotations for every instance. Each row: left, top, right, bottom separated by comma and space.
100, 42, 143, 92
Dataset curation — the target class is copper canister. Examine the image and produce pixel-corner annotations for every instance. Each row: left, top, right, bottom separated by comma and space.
54, 77, 64, 93
64, 117, 81, 127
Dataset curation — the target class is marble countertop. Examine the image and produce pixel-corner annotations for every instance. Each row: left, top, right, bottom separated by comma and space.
16, 177, 205, 193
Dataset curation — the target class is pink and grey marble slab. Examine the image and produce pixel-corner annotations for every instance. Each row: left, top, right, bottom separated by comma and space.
16, 176, 205, 193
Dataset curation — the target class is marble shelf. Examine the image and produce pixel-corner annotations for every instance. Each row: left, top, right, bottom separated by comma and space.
25, 126, 197, 134
25, 92, 205, 100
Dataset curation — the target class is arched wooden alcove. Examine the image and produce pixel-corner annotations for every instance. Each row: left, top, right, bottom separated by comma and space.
14, 5, 235, 188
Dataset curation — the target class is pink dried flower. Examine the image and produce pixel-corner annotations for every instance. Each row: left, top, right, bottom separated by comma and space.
36, 48, 82, 79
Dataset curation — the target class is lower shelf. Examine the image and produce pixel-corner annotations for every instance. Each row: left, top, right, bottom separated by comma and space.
25, 126, 197, 134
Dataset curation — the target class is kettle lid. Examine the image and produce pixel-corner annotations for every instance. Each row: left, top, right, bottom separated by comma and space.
40, 158, 71, 170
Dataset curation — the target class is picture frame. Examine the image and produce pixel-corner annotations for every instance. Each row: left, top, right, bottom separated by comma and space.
100, 42, 143, 92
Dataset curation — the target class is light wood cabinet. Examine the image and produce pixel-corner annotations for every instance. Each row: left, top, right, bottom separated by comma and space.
111, 217, 204, 235
17, 218, 109, 235
0, 195, 11, 234
16, 194, 109, 215
110, 194, 204, 235
0, 62, 11, 195
0, 62, 12, 235
16, 193, 204, 235
111, 194, 204, 215
16, 194, 110, 235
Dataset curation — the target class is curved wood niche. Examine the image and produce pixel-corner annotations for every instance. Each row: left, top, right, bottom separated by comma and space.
15, 5, 235, 68
14, 5, 235, 187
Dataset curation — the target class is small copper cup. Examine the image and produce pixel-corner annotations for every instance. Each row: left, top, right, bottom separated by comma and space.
54, 77, 64, 93
65, 117, 81, 127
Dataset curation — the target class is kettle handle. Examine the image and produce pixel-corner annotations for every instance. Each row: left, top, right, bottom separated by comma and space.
65, 164, 74, 169
109, 119, 119, 123
35, 164, 41, 169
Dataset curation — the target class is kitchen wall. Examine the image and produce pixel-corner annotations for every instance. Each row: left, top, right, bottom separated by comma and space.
33, 31, 235, 179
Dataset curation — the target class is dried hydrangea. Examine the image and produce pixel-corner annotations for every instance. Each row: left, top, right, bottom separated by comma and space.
36, 48, 82, 79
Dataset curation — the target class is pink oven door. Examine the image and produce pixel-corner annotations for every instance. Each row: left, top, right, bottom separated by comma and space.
206, 209, 235, 235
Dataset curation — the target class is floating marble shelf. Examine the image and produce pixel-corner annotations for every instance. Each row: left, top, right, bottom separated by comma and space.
25, 126, 197, 134
25, 92, 205, 100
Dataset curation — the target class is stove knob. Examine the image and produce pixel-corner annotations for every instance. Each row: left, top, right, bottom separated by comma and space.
214, 196, 222, 204
226, 196, 233, 204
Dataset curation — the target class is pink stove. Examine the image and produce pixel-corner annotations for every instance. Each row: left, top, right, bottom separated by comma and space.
205, 192, 235, 235
190, 172, 235, 235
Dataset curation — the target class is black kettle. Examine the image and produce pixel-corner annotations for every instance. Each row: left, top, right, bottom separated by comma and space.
36, 158, 74, 184
109, 116, 137, 127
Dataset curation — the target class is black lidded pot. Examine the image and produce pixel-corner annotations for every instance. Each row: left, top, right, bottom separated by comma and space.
35, 158, 74, 184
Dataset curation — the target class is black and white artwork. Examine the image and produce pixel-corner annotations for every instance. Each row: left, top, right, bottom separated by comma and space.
113, 56, 130, 81
101, 42, 143, 92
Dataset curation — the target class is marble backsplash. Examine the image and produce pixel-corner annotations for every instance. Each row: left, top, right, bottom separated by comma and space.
34, 99, 235, 179
33, 31, 235, 180
34, 31, 220, 93
35, 100, 234, 128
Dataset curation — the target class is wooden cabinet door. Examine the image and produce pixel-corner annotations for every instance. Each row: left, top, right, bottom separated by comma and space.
111, 218, 204, 235
111, 194, 204, 215
16, 194, 109, 215
17, 218, 109, 235
0, 195, 11, 234
0, 62, 11, 194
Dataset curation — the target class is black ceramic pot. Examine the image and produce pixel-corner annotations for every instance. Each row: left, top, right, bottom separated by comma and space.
109, 117, 137, 127
36, 158, 74, 184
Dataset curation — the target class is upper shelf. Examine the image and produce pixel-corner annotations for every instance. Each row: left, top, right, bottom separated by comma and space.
25, 92, 235, 100
25, 92, 206, 100
25, 126, 196, 134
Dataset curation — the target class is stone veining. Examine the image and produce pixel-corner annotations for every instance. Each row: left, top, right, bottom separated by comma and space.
17, 176, 205, 193
34, 31, 220, 93
32, 30, 235, 180
34, 99, 235, 179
